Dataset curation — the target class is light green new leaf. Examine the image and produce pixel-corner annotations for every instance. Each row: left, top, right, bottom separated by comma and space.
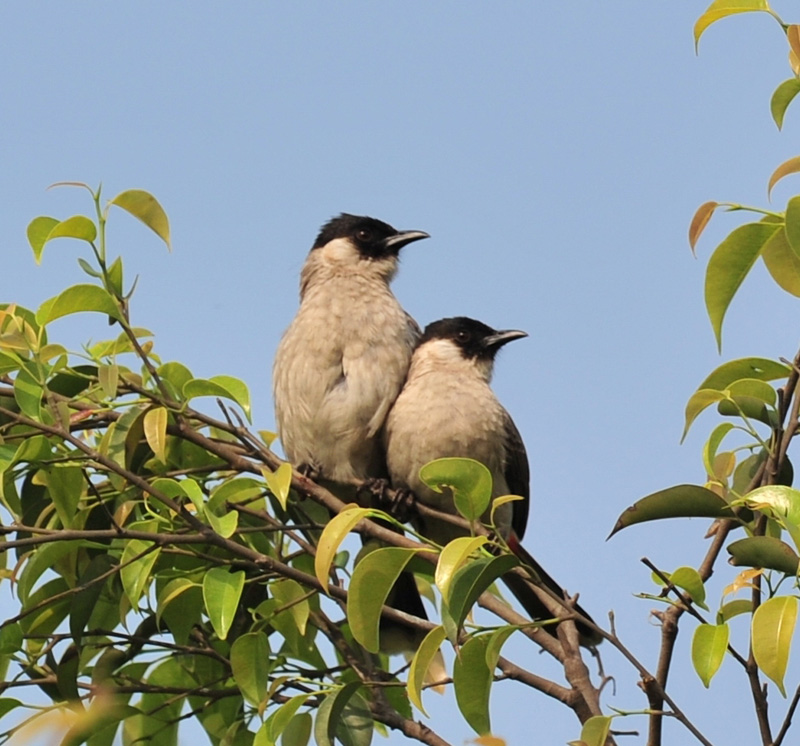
143, 407, 168, 464
741, 485, 800, 552
453, 634, 492, 735
17, 540, 82, 604
26, 216, 59, 263
435, 536, 488, 598
762, 226, 800, 297
45, 215, 97, 245
315, 506, 372, 590
752, 595, 798, 696
183, 375, 252, 422
718, 599, 754, 623
120, 540, 160, 609
36, 284, 123, 325
203, 567, 245, 640
773, 79, 800, 130
258, 694, 313, 746
694, 0, 772, 49
609, 484, 735, 537
408, 625, 448, 715
702, 423, 735, 478
484, 625, 519, 672
231, 632, 270, 707
728, 536, 800, 575
420, 457, 492, 523
692, 623, 729, 687
705, 222, 781, 351
13, 367, 43, 420
205, 508, 238, 538
572, 715, 613, 746
697, 357, 791, 392
348, 546, 424, 652
156, 577, 199, 628
109, 189, 171, 250
263, 462, 292, 510
271, 578, 310, 636
107, 255, 124, 297
682, 389, 726, 441
669, 567, 708, 611
98, 363, 119, 399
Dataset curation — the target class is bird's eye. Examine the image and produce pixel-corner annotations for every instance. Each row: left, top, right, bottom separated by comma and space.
356, 228, 372, 242
456, 330, 471, 343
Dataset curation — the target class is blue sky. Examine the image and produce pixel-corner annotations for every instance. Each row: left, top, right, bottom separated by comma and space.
3, 3, 800, 744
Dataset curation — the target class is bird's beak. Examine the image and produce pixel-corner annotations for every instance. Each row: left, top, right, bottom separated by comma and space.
381, 230, 430, 253
483, 329, 528, 350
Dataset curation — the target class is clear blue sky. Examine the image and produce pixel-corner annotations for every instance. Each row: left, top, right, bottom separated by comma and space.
3, 3, 800, 744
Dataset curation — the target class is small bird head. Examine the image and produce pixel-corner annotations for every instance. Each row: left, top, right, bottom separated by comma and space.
414, 317, 527, 382
308, 213, 429, 281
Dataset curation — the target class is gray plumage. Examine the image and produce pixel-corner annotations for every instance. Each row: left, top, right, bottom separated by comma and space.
384, 317, 529, 543
273, 213, 428, 482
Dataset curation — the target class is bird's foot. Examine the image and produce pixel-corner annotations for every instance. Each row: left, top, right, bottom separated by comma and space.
360, 479, 416, 522
297, 463, 321, 481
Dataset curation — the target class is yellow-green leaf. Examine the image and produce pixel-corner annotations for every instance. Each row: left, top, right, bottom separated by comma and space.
435, 536, 487, 599
692, 623, 729, 687
98, 363, 119, 399
420, 457, 492, 523
36, 284, 123, 325
694, 0, 772, 50
143, 407, 168, 464
574, 716, 613, 746
26, 216, 59, 263
120, 540, 160, 609
314, 506, 372, 591
109, 189, 171, 250
231, 632, 270, 707
407, 625, 447, 715
762, 226, 800, 297
263, 462, 292, 510
705, 222, 781, 352
769, 155, 800, 199
203, 567, 245, 640
45, 215, 97, 244
771, 79, 800, 130
682, 389, 726, 441
453, 634, 492, 735
752, 595, 797, 696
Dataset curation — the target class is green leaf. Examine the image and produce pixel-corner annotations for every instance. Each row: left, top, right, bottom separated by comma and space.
26, 216, 59, 263
183, 375, 252, 422
109, 189, 171, 249
740, 485, 800, 552
435, 536, 488, 599
453, 634, 492, 735
258, 694, 313, 746
98, 363, 119, 399
703, 423, 735, 477
18, 540, 82, 604
692, 623, 729, 687
728, 536, 800, 574
36, 284, 123, 325
280, 713, 312, 746
315, 506, 373, 590
682, 389, 726, 441
705, 222, 781, 351
694, 0, 772, 50
786, 196, 800, 257
407, 625, 448, 715
203, 567, 245, 640
263, 462, 293, 510
752, 595, 797, 696
348, 546, 424, 653
574, 715, 613, 746
271, 579, 310, 636
13, 367, 43, 419
769, 156, 800, 199
205, 508, 238, 538
107, 255, 124, 297
698, 357, 791, 392
120, 540, 160, 609
669, 567, 708, 611
231, 632, 270, 707
444, 554, 518, 637
484, 625, 520, 671
762, 226, 800, 297
313, 682, 363, 746
45, 215, 97, 245
609, 484, 736, 537
143, 407, 168, 464
718, 599, 754, 623
771, 78, 800, 130
419, 457, 492, 523
41, 464, 84, 528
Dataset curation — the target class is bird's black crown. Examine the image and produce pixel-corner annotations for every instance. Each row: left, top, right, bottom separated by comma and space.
312, 213, 400, 258
421, 317, 501, 359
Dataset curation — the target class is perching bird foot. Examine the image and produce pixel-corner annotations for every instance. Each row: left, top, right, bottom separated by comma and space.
359, 479, 416, 522
297, 463, 321, 481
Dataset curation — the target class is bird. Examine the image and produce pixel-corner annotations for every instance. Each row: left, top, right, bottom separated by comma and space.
272, 213, 434, 657
384, 316, 600, 645
273, 213, 429, 483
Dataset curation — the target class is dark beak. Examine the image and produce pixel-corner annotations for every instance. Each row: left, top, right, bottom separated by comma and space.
381, 230, 430, 253
483, 329, 528, 350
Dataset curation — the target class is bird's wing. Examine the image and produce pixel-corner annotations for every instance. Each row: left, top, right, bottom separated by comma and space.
503, 410, 530, 541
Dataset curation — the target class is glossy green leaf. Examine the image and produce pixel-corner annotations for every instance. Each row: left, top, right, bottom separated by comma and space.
120, 540, 160, 609
728, 536, 800, 574
183, 375, 252, 422
609, 484, 735, 537
157, 361, 193, 395
271, 578, 310, 638
45, 215, 97, 244
484, 625, 519, 671
419, 457, 492, 523
453, 634, 492, 735
772, 78, 800, 129
143, 407, 168, 464
109, 189, 171, 249
762, 226, 800, 297
694, 0, 772, 49
18, 540, 82, 604
203, 567, 245, 640
41, 464, 84, 528
156, 577, 199, 628
26, 216, 59, 263
280, 713, 312, 746
107, 255, 124, 297
263, 462, 292, 510
13, 367, 43, 419
786, 196, 800, 257
752, 595, 797, 696
435, 536, 488, 599
313, 682, 363, 746
703, 423, 735, 478
444, 554, 518, 637
699, 357, 790, 392
408, 625, 448, 715
692, 623, 729, 687
705, 222, 781, 351
315, 506, 372, 590
205, 508, 238, 538
741, 485, 800, 551
37, 284, 123, 325
258, 694, 313, 746
682, 389, 726, 441
669, 566, 708, 611
718, 598, 754, 623
348, 546, 424, 653
231, 632, 270, 706
573, 715, 613, 746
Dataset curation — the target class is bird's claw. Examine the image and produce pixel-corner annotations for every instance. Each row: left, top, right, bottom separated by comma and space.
360, 479, 416, 522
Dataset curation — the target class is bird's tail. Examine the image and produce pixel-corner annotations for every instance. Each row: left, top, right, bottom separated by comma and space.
505, 534, 602, 647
